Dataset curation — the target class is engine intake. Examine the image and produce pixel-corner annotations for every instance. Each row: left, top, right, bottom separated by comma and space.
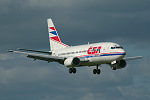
119, 59, 126, 68
64, 57, 80, 67
110, 59, 127, 69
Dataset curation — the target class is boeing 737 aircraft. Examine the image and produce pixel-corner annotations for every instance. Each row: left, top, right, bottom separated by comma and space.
8, 18, 143, 74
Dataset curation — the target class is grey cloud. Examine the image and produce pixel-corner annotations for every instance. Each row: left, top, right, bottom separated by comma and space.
0, 54, 149, 100
1, 0, 150, 49
0, 53, 15, 60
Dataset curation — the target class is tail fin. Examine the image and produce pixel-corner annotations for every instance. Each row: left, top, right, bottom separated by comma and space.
47, 18, 69, 51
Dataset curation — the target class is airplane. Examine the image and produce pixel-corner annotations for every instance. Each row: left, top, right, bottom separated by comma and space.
7, 18, 143, 75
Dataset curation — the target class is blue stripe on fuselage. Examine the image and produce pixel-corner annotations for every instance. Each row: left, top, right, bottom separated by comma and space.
79, 53, 125, 58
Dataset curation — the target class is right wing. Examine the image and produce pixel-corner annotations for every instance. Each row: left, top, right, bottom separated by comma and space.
123, 56, 143, 61
7, 50, 65, 64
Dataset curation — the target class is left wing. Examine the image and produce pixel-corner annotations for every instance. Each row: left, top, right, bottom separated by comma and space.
7, 50, 65, 64
17, 48, 52, 55
7, 50, 90, 65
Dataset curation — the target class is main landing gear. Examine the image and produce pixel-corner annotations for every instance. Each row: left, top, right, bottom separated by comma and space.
69, 67, 76, 74
93, 65, 101, 75
68, 65, 101, 75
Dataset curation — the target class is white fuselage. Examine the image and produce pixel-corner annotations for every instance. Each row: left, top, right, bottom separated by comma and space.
53, 42, 126, 66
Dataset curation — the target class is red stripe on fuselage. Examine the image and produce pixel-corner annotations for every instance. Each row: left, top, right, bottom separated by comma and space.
77, 52, 126, 57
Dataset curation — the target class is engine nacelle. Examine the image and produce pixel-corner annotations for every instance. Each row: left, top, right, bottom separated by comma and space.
64, 57, 81, 67
110, 59, 127, 69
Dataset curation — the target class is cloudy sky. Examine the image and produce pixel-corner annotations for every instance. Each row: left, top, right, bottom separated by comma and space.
0, 0, 150, 100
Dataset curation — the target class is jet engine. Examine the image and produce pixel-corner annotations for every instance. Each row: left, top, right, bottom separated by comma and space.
110, 59, 127, 70
64, 57, 80, 67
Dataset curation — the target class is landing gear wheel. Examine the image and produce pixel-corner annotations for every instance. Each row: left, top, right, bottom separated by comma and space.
97, 69, 101, 74
69, 68, 76, 74
72, 68, 76, 74
69, 68, 73, 74
93, 69, 101, 74
93, 69, 97, 74
93, 65, 101, 75
112, 67, 116, 70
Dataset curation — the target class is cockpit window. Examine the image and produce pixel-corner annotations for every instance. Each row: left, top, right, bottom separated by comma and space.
111, 46, 123, 49
116, 46, 123, 49
111, 47, 115, 49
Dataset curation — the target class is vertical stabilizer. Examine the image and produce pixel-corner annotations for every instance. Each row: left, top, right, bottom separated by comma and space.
47, 18, 69, 51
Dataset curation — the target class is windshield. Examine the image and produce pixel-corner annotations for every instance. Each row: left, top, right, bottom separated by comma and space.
111, 46, 123, 49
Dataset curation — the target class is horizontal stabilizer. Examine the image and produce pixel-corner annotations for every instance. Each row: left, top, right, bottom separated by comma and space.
7, 50, 13, 52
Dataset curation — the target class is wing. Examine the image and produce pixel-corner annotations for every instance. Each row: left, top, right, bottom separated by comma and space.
7, 50, 65, 64
123, 56, 143, 61
17, 48, 52, 55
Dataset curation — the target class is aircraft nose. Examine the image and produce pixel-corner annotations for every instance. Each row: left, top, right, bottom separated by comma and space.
123, 49, 126, 55
117, 49, 126, 60
121, 49, 126, 56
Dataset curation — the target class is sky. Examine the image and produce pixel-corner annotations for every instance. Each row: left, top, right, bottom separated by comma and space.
0, 0, 150, 100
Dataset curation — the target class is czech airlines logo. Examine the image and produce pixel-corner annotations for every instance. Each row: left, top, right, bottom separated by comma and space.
49, 27, 61, 42
49, 27, 69, 47
49, 27, 58, 36
87, 46, 101, 54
